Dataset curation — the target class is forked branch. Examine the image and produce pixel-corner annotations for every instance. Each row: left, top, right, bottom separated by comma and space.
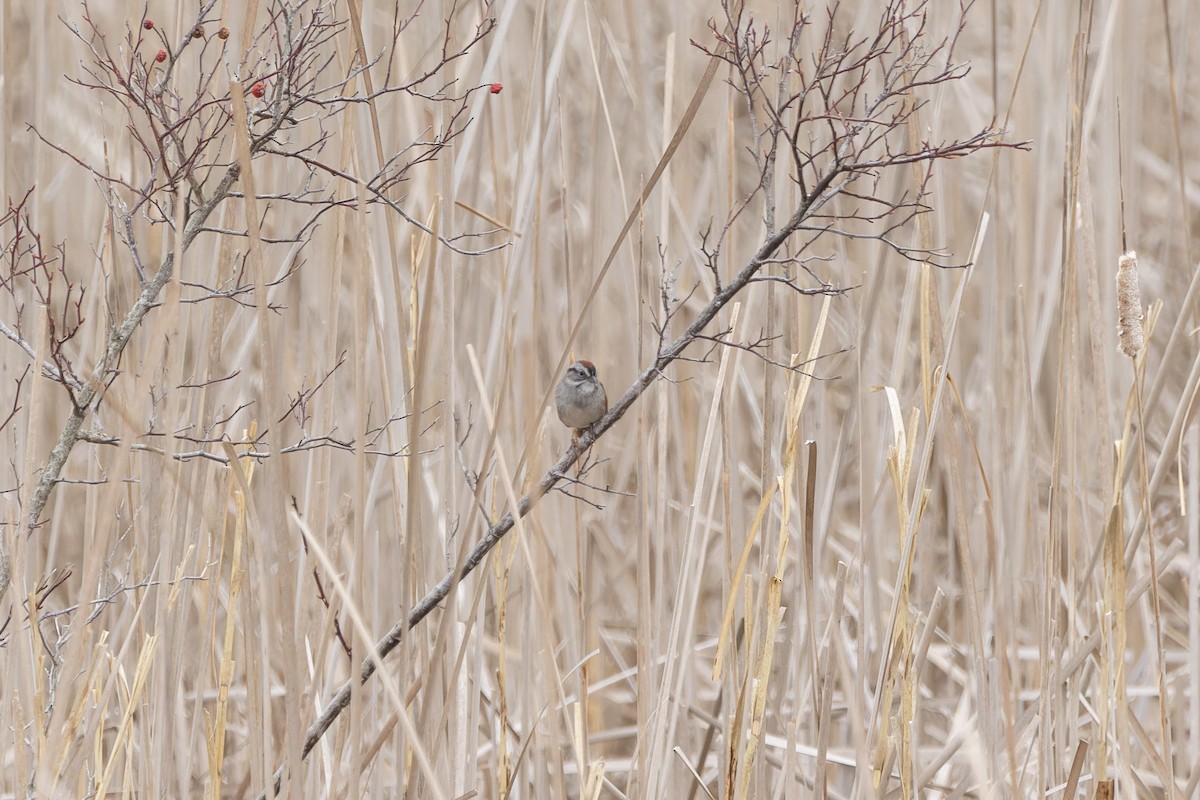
262, 3, 1027, 792
8, 0, 499, 548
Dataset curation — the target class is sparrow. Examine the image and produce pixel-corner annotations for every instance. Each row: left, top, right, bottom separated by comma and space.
555, 360, 607, 438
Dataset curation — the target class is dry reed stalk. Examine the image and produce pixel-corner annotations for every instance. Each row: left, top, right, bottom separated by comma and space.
207, 441, 255, 797
874, 390, 927, 795
94, 634, 158, 797
1120, 248, 1178, 796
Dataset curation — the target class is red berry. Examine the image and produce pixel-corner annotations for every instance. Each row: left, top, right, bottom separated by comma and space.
143, 19, 154, 30
251, 81, 266, 98
489, 82, 503, 94
155, 49, 167, 63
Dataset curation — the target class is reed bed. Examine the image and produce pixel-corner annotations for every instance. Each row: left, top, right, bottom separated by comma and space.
0, 0, 1197, 797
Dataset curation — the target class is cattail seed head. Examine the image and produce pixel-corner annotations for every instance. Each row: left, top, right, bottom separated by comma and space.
1116, 250, 1144, 358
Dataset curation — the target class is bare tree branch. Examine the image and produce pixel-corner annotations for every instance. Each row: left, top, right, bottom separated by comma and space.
6, 0, 499, 549
256, 1, 1028, 793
